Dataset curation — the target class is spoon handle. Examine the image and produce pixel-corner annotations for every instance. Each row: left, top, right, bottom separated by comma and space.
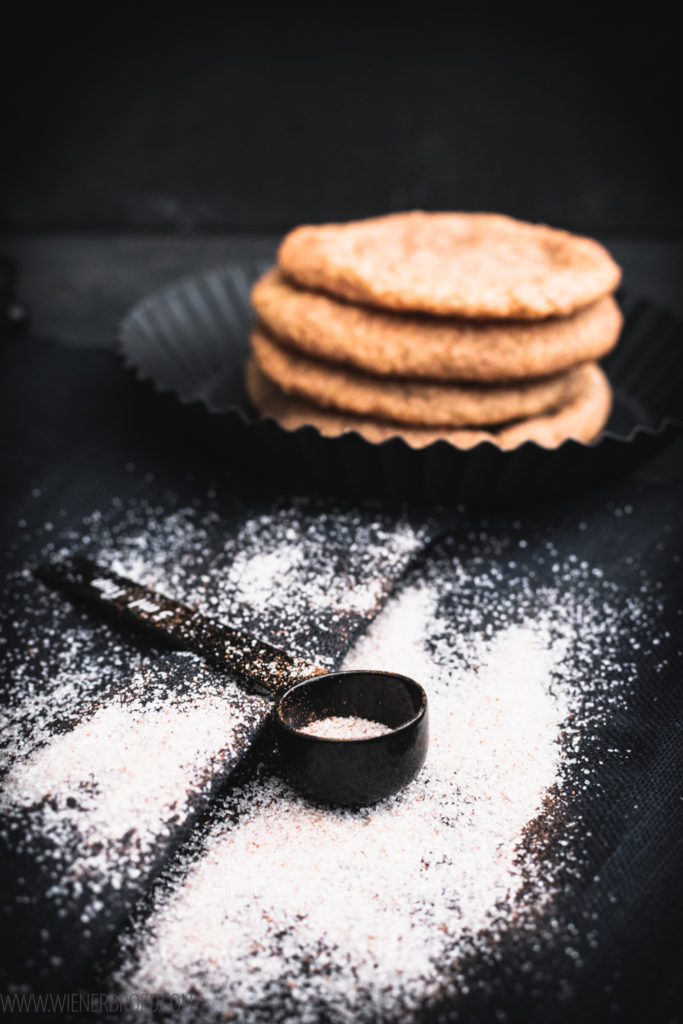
38, 557, 324, 698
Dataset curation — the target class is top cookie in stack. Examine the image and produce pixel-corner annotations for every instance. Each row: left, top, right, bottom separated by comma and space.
246, 212, 622, 449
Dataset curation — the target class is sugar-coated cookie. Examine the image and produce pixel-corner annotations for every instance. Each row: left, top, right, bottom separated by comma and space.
278, 212, 621, 319
252, 269, 622, 382
251, 325, 590, 428
246, 359, 612, 450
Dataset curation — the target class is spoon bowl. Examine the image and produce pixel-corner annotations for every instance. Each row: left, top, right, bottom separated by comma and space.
276, 670, 428, 805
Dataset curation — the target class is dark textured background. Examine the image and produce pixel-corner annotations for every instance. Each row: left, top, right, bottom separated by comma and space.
2, 6, 681, 234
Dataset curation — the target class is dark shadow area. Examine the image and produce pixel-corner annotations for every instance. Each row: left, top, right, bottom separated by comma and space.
3, 5, 682, 234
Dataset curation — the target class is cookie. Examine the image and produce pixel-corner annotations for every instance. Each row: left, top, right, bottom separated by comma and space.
250, 325, 588, 428
246, 359, 612, 450
252, 269, 622, 382
278, 212, 621, 319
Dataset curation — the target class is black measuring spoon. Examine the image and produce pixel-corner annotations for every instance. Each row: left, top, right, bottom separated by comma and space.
39, 558, 428, 806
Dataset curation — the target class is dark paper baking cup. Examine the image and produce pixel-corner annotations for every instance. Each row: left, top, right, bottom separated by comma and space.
118, 262, 683, 504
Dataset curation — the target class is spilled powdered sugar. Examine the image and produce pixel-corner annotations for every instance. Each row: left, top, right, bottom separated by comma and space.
115, 591, 568, 1019
0, 494, 428, 972
110, 535, 663, 1023
0, 658, 269, 914
93, 500, 428, 663
0, 492, 671, 1020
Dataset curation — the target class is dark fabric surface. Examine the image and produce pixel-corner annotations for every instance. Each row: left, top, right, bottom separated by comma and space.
1, 332, 682, 1022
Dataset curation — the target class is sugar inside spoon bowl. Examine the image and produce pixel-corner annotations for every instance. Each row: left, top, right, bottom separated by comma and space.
275, 670, 428, 806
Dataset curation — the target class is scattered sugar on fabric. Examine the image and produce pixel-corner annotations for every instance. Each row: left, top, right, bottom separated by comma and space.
0, 494, 426, 931
1, 493, 668, 1018
190, 506, 425, 622
90, 501, 429, 660
112, 547, 658, 1023
0, 655, 269, 915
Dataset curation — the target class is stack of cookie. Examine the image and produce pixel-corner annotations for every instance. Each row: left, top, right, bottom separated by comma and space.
246, 212, 622, 449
